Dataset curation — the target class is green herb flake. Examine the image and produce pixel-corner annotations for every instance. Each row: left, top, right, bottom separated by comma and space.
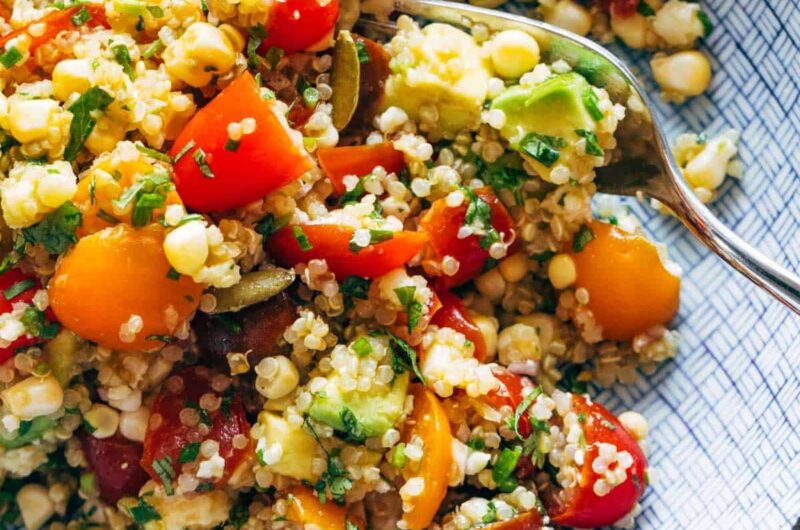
463, 188, 500, 250
246, 24, 267, 68
532, 250, 556, 263
228, 502, 249, 530
264, 46, 284, 69
146, 5, 164, 17
511, 386, 543, 440
386, 330, 425, 384
22, 202, 82, 254
112, 45, 136, 79
20, 306, 60, 339
354, 39, 370, 64
466, 438, 486, 451
82, 417, 97, 434
151, 456, 176, 495
172, 139, 195, 163
142, 39, 164, 59
575, 129, 604, 156
0, 47, 23, 69
192, 148, 215, 178
636, 0, 656, 17
128, 498, 161, 525
64, 86, 114, 161
482, 501, 498, 524
394, 286, 423, 333
292, 225, 313, 251
697, 10, 713, 37
390, 443, 406, 468
349, 228, 394, 253
345, 518, 359, 530
339, 407, 366, 444
340, 276, 370, 309
572, 224, 595, 253
135, 142, 171, 163
3, 279, 35, 301
178, 442, 201, 464
166, 267, 180, 280
492, 446, 522, 486
224, 138, 240, 152
70, 6, 91, 26
351, 336, 372, 357
583, 87, 604, 121
520, 132, 566, 168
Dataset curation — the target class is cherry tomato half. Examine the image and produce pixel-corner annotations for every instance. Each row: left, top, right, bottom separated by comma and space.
259, 0, 339, 54
142, 367, 252, 490
595, 0, 638, 16
169, 72, 312, 212
482, 368, 534, 438
544, 394, 647, 528
284, 487, 365, 529
80, 432, 149, 504
485, 510, 543, 530
0, 268, 55, 363
0, 5, 108, 56
430, 290, 488, 361
268, 224, 427, 279
568, 220, 680, 341
419, 188, 518, 288
351, 35, 392, 128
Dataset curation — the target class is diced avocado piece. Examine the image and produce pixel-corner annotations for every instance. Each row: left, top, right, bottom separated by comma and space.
383, 23, 492, 134
0, 416, 54, 449
257, 412, 318, 481
491, 72, 600, 147
308, 372, 409, 439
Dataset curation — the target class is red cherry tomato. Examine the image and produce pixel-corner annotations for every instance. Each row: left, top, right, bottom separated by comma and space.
81, 432, 149, 504
268, 224, 427, 279
595, 0, 638, 16
0, 5, 108, 56
142, 367, 252, 490
485, 510, 544, 530
419, 188, 518, 288
317, 143, 405, 195
259, 0, 339, 54
430, 290, 487, 361
482, 368, 534, 438
169, 72, 312, 212
545, 394, 647, 528
0, 268, 55, 362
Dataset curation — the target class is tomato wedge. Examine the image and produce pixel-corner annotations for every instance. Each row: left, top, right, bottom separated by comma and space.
317, 143, 405, 195
485, 511, 544, 529
430, 290, 487, 361
81, 432, 149, 504
268, 224, 427, 279
284, 487, 365, 529
0, 5, 108, 54
142, 367, 252, 491
259, 0, 339, 53
482, 368, 533, 438
169, 72, 311, 212
351, 35, 392, 128
544, 395, 647, 528
401, 384, 453, 530
0, 268, 56, 362
419, 188, 518, 288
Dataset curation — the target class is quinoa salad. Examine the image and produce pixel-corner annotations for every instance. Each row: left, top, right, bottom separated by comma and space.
0, 1, 742, 530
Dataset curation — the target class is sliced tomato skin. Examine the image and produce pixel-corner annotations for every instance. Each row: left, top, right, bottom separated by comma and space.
546, 395, 647, 528
317, 143, 405, 195
259, 0, 339, 54
169, 72, 311, 212
0, 268, 54, 362
419, 188, 518, 288
430, 290, 487, 361
484, 510, 544, 530
596, 0, 638, 16
351, 35, 392, 127
141, 367, 252, 489
267, 224, 427, 279
0, 5, 108, 53
482, 368, 533, 438
81, 432, 149, 504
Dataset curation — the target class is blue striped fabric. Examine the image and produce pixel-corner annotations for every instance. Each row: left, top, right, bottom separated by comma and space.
506, 1, 800, 528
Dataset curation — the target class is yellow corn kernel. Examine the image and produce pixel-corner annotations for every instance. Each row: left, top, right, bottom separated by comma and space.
163, 22, 237, 88
163, 219, 209, 275
51, 59, 94, 102
469, 313, 498, 361
84, 116, 127, 156
84, 404, 120, 439
498, 252, 529, 283
2, 374, 64, 419
474, 268, 506, 302
651, 50, 712, 98
497, 323, 541, 365
8, 98, 61, 143
548, 253, 577, 289
218, 23, 246, 53
545, 0, 593, 37
489, 29, 540, 79
0, 161, 78, 229
119, 407, 149, 442
255, 356, 300, 400
16, 484, 55, 530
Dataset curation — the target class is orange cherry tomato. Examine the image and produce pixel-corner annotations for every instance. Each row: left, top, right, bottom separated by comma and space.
169, 72, 312, 212
544, 394, 647, 528
73, 158, 182, 238
317, 143, 406, 195
419, 188, 518, 288
259, 0, 339, 54
0, 268, 56, 362
284, 487, 365, 529
48, 224, 202, 351
401, 384, 453, 530
430, 290, 487, 361
268, 224, 427, 279
485, 510, 544, 529
142, 367, 252, 490
0, 5, 108, 54
568, 220, 680, 341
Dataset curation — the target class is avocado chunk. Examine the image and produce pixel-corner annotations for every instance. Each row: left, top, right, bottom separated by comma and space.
309, 372, 409, 440
491, 72, 601, 148
383, 22, 492, 135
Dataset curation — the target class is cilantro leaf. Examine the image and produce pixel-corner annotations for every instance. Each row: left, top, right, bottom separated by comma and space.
64, 86, 114, 161
394, 286, 423, 333
519, 133, 566, 167
21, 202, 81, 254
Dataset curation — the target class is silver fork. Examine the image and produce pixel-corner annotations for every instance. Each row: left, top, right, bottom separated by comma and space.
357, 0, 800, 315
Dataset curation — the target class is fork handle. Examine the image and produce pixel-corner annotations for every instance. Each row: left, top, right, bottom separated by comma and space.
669, 183, 800, 315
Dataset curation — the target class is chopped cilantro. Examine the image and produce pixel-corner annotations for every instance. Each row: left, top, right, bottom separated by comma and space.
482, 501, 498, 524
178, 442, 200, 463
254, 213, 289, 238
247, 24, 267, 68
572, 224, 595, 252
0, 47, 22, 69
135, 142, 171, 163
466, 438, 486, 451
151, 456, 176, 495
583, 88, 603, 121
172, 139, 195, 163
20, 306, 60, 339
292, 225, 313, 251
697, 10, 713, 37
338, 407, 366, 444
192, 148, 215, 178
575, 129, 604, 156
128, 498, 160, 525
532, 250, 556, 262
463, 188, 500, 250
393, 286, 423, 333
70, 6, 91, 25
636, 0, 656, 17
22, 202, 82, 254
340, 276, 370, 309
511, 387, 543, 440
520, 132, 566, 168
112, 44, 135, 79
166, 267, 180, 280
355, 39, 370, 64
385, 330, 425, 384
64, 86, 114, 160
224, 138, 240, 152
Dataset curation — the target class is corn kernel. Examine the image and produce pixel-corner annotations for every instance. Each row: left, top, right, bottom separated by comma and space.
16, 484, 55, 530
8, 98, 61, 143
84, 404, 120, 439
2, 374, 64, 419
163, 220, 209, 275
163, 22, 237, 88
489, 30, 540, 79
548, 253, 577, 289
51, 59, 94, 102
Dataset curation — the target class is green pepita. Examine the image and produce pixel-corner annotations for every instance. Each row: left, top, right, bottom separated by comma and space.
331, 31, 361, 131
209, 266, 295, 314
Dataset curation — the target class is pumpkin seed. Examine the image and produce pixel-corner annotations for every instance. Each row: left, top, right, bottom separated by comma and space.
331, 30, 361, 131
209, 266, 295, 314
